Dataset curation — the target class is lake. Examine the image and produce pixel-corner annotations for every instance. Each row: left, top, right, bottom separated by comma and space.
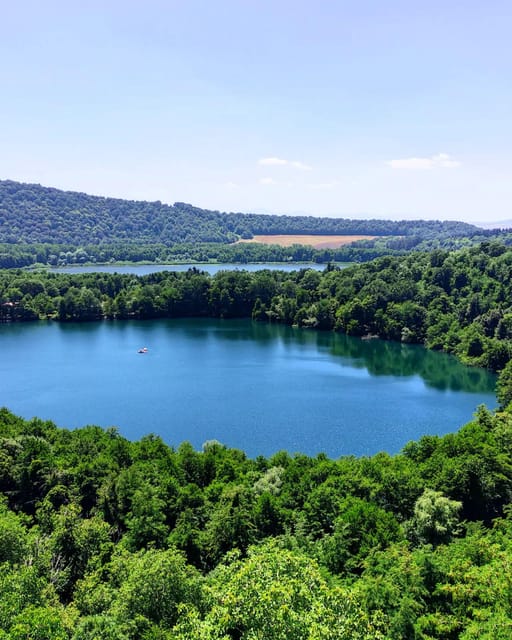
46, 262, 339, 276
0, 318, 496, 458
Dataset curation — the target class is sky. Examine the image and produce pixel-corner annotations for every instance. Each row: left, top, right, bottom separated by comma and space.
1, 1, 511, 223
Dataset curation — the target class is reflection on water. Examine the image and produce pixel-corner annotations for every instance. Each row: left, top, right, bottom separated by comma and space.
55, 318, 496, 394
165, 319, 496, 395
324, 332, 495, 393
1, 318, 497, 458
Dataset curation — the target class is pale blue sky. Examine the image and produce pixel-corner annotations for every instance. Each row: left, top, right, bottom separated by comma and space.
1, 1, 511, 222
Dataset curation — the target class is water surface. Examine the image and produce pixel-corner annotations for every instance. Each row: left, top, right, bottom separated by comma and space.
0, 319, 496, 458
46, 263, 338, 276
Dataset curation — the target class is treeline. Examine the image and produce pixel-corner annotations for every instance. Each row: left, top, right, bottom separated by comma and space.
5, 235, 509, 270
2, 179, 507, 272
0, 240, 406, 269
0, 179, 484, 245
1, 403, 512, 638
2, 180, 511, 269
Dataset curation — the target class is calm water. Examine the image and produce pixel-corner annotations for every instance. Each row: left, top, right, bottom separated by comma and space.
47, 263, 339, 276
0, 319, 496, 458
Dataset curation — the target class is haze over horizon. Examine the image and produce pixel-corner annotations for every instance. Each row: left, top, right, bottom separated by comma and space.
1, 1, 510, 224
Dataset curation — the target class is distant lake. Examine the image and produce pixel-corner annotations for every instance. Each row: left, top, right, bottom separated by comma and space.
47, 263, 341, 276
0, 319, 496, 458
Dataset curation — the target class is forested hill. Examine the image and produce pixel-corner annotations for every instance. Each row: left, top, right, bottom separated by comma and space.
0, 179, 482, 245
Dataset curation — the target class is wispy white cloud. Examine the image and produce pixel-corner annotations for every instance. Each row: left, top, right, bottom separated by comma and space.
258, 157, 312, 170
307, 181, 339, 190
224, 181, 239, 189
290, 160, 312, 171
259, 157, 288, 166
387, 153, 461, 170
435, 153, 461, 168
259, 177, 277, 185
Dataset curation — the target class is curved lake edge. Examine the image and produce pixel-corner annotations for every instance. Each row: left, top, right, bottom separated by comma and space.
0, 262, 497, 382
28, 261, 351, 276
0, 317, 497, 459
0, 305, 500, 389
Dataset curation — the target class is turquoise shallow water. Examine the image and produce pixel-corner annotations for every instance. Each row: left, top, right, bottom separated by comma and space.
0, 318, 497, 458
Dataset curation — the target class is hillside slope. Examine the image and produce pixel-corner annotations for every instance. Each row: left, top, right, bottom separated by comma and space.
0, 179, 482, 246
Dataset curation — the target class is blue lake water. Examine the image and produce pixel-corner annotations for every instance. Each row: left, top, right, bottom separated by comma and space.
47, 262, 338, 276
0, 318, 496, 458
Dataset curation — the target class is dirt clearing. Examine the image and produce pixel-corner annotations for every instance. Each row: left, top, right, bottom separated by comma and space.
237, 235, 377, 249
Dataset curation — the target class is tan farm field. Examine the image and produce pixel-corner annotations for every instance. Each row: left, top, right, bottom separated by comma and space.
237, 234, 377, 249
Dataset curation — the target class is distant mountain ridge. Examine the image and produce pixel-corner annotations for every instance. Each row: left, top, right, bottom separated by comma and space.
0, 179, 483, 246
477, 219, 512, 230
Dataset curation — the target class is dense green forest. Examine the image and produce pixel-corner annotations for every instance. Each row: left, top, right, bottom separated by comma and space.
1, 403, 512, 638
0, 179, 482, 244
0, 240, 403, 269
2, 241, 512, 402
2, 179, 510, 268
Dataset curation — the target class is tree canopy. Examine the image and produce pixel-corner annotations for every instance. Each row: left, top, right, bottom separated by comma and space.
1, 403, 512, 638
